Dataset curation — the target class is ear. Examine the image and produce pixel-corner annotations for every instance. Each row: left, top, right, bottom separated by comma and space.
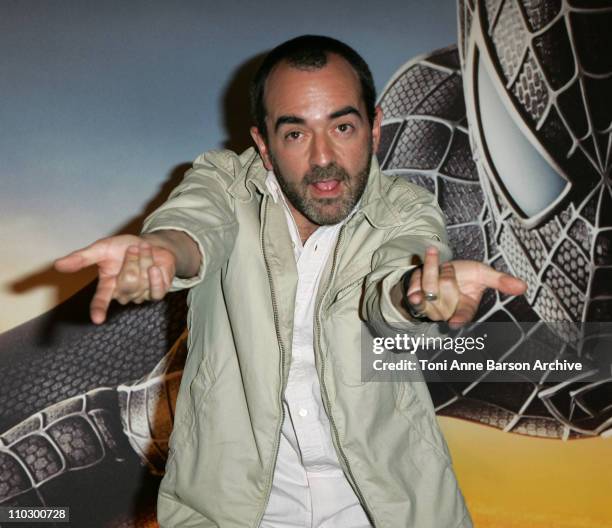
250, 126, 274, 171
371, 105, 383, 153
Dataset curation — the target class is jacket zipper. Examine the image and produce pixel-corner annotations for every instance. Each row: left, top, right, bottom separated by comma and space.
314, 223, 379, 527
253, 197, 287, 528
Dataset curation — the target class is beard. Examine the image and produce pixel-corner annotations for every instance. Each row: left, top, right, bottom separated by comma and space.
270, 146, 372, 226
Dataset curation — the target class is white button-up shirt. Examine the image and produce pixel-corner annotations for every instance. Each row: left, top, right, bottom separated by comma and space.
260, 172, 371, 528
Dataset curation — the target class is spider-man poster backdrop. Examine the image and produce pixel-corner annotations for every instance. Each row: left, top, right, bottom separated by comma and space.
1, 1, 610, 527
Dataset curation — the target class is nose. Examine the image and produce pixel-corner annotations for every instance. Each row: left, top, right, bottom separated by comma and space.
309, 133, 334, 167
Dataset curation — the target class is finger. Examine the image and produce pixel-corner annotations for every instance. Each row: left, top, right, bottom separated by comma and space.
421, 247, 440, 298
158, 266, 172, 292
479, 266, 528, 296
436, 263, 459, 320
498, 273, 528, 296
149, 265, 168, 300
130, 288, 150, 305
408, 266, 457, 322
408, 290, 425, 312
139, 242, 154, 272
54, 244, 105, 273
115, 245, 143, 301
138, 243, 155, 300
90, 276, 116, 324
406, 291, 444, 321
128, 242, 159, 304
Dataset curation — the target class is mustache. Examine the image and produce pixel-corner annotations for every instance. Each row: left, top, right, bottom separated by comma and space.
303, 163, 350, 185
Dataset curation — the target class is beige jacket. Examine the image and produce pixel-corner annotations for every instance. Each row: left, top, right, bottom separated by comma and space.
142, 147, 472, 528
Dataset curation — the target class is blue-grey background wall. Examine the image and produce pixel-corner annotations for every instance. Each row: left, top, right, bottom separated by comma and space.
0, 0, 456, 331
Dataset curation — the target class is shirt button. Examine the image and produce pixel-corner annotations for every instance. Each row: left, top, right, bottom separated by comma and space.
298, 408, 308, 417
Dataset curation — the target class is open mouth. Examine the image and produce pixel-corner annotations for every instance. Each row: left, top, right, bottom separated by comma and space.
310, 179, 342, 197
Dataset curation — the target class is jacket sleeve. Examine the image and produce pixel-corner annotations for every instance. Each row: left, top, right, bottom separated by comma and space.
361, 184, 452, 336
140, 150, 241, 291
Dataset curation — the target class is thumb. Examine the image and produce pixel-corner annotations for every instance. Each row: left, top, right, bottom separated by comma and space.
478, 264, 527, 296
496, 272, 528, 296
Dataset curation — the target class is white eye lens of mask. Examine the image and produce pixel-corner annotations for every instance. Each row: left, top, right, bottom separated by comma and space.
477, 57, 568, 218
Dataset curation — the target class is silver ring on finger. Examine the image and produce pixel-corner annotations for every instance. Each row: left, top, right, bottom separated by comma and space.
424, 291, 438, 302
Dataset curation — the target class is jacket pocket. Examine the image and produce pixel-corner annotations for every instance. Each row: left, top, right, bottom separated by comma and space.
328, 264, 371, 307
172, 358, 216, 448
186, 360, 216, 435
395, 381, 451, 464
323, 265, 371, 388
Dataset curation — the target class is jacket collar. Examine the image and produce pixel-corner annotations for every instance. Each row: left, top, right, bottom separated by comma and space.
357, 155, 405, 229
227, 147, 268, 201
228, 147, 403, 229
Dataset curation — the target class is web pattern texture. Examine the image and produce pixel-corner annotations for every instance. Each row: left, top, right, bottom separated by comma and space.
377, 40, 611, 439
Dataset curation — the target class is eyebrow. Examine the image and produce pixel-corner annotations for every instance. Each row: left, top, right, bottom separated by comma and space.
274, 105, 363, 133
329, 105, 362, 120
274, 115, 305, 132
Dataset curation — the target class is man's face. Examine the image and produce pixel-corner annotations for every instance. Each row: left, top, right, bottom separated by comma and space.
251, 54, 382, 228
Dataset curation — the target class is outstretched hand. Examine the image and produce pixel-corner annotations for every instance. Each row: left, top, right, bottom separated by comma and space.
405, 247, 527, 328
54, 234, 176, 325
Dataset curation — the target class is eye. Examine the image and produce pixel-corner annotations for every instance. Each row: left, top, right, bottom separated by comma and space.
475, 55, 569, 219
284, 130, 302, 141
336, 123, 354, 134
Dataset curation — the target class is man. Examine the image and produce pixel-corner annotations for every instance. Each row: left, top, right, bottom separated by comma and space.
55, 35, 525, 527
